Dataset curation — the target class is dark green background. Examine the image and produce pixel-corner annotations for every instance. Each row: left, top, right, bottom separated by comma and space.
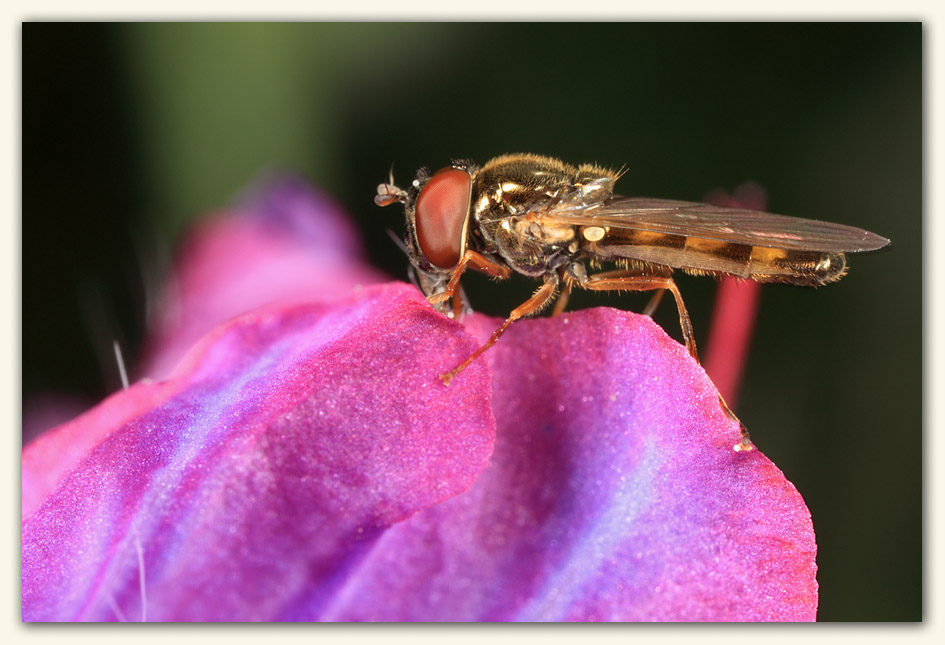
22, 23, 922, 621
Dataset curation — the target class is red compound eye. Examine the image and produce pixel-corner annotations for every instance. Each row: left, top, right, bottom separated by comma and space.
414, 167, 471, 269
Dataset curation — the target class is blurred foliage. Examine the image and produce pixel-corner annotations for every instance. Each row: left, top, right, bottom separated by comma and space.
121, 23, 458, 237
23, 23, 921, 621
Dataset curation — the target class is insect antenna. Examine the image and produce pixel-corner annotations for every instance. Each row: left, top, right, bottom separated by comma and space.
385, 228, 421, 291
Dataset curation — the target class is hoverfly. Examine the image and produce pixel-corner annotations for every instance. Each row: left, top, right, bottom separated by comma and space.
375, 153, 890, 393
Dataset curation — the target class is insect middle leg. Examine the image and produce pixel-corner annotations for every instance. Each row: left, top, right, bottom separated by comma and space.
551, 280, 572, 316
580, 270, 699, 363
440, 277, 559, 386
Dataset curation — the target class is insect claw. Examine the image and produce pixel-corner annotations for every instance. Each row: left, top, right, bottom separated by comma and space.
733, 418, 754, 451
718, 394, 754, 451
734, 431, 755, 452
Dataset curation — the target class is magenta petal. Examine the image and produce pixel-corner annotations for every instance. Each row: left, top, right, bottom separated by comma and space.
323, 309, 817, 622
22, 283, 495, 622
24, 169, 816, 622
23, 381, 176, 520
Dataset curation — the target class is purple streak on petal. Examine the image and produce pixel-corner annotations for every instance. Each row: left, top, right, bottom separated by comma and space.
142, 175, 388, 381
22, 381, 176, 520
323, 309, 817, 622
23, 283, 495, 622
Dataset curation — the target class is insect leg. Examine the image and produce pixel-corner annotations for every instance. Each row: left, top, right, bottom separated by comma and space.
641, 290, 665, 317
551, 280, 572, 316
449, 290, 465, 320
428, 250, 512, 313
440, 277, 558, 386
719, 393, 753, 451
551, 262, 588, 316
576, 267, 666, 318
581, 272, 699, 363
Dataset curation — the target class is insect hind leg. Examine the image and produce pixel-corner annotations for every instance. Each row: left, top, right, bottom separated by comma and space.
580, 270, 699, 363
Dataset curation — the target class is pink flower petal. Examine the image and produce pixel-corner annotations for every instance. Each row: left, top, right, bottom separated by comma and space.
23, 283, 495, 621
23, 175, 817, 622
321, 309, 817, 622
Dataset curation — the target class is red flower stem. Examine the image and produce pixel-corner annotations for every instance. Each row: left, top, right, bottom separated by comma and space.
703, 277, 761, 410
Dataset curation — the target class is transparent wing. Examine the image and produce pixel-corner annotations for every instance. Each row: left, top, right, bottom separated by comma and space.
538, 196, 891, 253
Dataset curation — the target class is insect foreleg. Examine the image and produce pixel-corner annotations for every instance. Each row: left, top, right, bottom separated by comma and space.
427, 250, 512, 318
